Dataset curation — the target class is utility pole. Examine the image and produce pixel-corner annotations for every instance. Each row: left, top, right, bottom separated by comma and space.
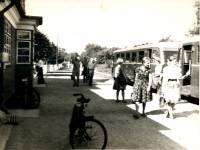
56, 35, 58, 67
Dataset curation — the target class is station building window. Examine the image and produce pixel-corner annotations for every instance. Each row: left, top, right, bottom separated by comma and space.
3, 19, 12, 64
16, 30, 32, 64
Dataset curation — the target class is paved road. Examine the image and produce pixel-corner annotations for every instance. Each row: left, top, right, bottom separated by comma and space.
5, 69, 200, 150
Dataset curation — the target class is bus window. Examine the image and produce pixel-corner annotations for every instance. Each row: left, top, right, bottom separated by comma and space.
177, 48, 182, 65
163, 51, 177, 63
116, 54, 120, 58
183, 49, 191, 64
144, 49, 151, 57
121, 53, 125, 59
139, 51, 144, 62
132, 52, 137, 62
126, 53, 130, 62
151, 49, 160, 63
152, 48, 160, 58
148, 49, 152, 58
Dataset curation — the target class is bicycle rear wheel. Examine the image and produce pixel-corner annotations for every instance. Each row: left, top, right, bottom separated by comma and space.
70, 118, 107, 149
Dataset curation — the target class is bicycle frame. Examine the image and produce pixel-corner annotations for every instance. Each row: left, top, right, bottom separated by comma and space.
69, 99, 94, 133
69, 93, 108, 149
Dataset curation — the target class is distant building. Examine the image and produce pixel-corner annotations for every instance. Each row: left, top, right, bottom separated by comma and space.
0, 0, 42, 106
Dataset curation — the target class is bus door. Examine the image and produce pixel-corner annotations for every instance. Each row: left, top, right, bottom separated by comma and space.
180, 44, 192, 96
190, 42, 199, 98
181, 42, 199, 98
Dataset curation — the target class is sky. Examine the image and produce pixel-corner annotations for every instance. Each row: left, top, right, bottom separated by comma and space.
26, 0, 196, 53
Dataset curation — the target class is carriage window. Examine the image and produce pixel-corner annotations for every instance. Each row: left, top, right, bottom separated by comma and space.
132, 52, 136, 62
126, 53, 130, 62
139, 51, 144, 62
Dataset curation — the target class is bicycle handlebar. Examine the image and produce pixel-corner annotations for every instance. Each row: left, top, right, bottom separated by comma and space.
73, 93, 84, 97
73, 93, 90, 103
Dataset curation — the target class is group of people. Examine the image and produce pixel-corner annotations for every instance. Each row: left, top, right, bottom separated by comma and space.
71, 56, 96, 87
113, 55, 182, 119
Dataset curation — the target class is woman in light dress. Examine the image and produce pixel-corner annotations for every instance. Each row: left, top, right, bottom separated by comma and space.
161, 55, 182, 119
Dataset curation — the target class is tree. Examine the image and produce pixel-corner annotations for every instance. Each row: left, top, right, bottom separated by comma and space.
83, 44, 104, 58
34, 30, 57, 63
158, 35, 172, 42
35, 30, 66, 64
81, 44, 119, 64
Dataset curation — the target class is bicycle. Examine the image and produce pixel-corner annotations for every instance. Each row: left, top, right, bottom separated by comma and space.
69, 93, 108, 149
21, 77, 40, 109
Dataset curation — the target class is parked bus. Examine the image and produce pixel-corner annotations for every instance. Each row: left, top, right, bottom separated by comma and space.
177, 36, 199, 100
113, 41, 181, 86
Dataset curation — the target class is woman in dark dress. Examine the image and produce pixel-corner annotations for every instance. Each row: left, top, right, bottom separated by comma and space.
132, 57, 152, 119
113, 58, 127, 103
81, 57, 89, 83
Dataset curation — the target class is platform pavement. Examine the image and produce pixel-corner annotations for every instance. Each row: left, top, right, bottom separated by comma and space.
1, 69, 199, 150
0, 68, 71, 150
0, 125, 12, 150
92, 73, 200, 150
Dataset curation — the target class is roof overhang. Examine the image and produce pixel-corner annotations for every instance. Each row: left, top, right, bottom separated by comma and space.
1, 0, 42, 26
15, 1, 42, 26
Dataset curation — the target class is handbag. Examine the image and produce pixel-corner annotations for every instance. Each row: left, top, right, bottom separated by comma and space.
125, 77, 134, 86
121, 68, 134, 86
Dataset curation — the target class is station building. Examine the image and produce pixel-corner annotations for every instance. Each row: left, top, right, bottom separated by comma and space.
0, 0, 42, 106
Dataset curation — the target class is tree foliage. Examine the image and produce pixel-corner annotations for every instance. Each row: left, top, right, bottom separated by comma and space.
35, 31, 56, 61
34, 30, 65, 64
158, 35, 172, 42
83, 44, 104, 58
81, 43, 117, 64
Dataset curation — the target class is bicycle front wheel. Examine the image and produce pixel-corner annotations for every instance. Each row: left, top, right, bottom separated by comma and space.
70, 118, 107, 149
27, 87, 40, 109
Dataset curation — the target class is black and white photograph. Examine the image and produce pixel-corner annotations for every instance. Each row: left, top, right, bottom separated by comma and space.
0, 0, 199, 149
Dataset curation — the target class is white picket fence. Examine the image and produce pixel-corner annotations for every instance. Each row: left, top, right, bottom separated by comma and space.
43, 64, 63, 74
